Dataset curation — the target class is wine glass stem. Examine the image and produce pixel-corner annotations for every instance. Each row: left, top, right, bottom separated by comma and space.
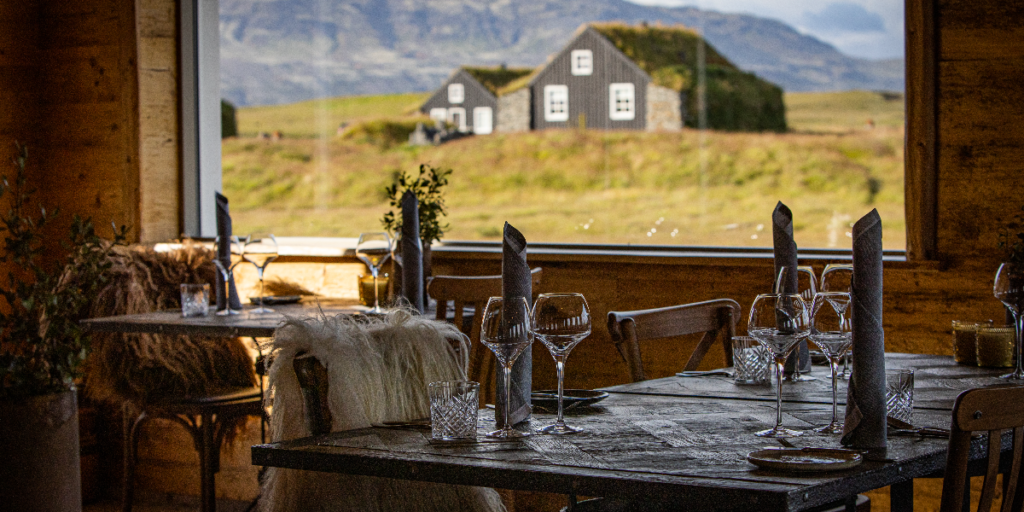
223, 271, 232, 305
1014, 311, 1023, 377
774, 357, 786, 430
257, 267, 265, 305
370, 265, 380, 310
555, 355, 567, 427
829, 358, 840, 425
503, 363, 513, 431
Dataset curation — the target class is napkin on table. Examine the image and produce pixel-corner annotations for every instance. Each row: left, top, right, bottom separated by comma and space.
496, 222, 533, 428
400, 190, 424, 313
772, 202, 810, 373
842, 209, 887, 450
215, 192, 243, 311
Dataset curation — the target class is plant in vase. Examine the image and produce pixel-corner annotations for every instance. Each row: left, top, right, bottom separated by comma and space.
996, 205, 1024, 379
0, 143, 126, 509
380, 163, 451, 300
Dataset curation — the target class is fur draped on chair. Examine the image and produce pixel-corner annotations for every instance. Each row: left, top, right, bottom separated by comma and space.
260, 309, 505, 512
84, 243, 256, 406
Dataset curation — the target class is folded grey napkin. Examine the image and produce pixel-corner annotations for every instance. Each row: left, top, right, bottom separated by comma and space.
772, 202, 810, 373
496, 222, 533, 427
214, 192, 242, 311
842, 209, 887, 450
400, 190, 424, 313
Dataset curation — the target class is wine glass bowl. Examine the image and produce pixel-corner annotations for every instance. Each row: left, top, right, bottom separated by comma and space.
356, 232, 392, 314
775, 266, 817, 382
213, 235, 246, 316
994, 263, 1024, 379
531, 293, 591, 435
243, 234, 278, 314
808, 292, 853, 434
748, 293, 810, 438
480, 296, 533, 439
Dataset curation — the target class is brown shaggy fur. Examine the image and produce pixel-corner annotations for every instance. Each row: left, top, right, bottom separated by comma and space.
84, 243, 256, 407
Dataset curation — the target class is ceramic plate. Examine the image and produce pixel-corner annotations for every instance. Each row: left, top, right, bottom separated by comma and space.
249, 295, 302, 306
747, 448, 863, 472
531, 389, 609, 410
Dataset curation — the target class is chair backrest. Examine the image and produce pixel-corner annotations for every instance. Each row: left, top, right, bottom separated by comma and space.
427, 268, 543, 401
607, 298, 741, 383
940, 386, 1024, 512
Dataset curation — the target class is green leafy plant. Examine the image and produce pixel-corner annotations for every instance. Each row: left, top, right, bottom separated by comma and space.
999, 204, 1024, 269
381, 164, 451, 245
0, 143, 126, 400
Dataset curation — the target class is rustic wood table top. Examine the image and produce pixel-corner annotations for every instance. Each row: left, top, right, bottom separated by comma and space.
250, 353, 1014, 512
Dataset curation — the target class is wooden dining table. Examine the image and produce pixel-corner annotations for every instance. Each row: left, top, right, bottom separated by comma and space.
249, 352, 1017, 512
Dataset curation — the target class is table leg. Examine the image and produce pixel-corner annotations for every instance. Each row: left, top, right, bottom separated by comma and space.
891, 479, 913, 512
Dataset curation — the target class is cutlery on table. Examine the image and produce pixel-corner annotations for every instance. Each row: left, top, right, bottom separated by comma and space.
676, 370, 732, 378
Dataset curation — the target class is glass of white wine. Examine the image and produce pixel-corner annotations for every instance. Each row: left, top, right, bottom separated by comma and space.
356, 232, 392, 314
243, 234, 278, 314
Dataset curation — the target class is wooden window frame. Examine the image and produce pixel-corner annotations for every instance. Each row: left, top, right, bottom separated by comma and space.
904, 0, 938, 261
544, 85, 570, 122
447, 83, 465, 104
609, 82, 636, 121
571, 49, 593, 76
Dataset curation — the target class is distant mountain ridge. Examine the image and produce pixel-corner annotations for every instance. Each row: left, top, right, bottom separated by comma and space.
220, 0, 904, 106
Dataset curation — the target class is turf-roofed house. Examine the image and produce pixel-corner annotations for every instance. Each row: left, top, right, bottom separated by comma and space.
419, 66, 532, 134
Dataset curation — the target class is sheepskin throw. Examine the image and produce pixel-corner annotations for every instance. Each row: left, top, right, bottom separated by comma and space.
261, 309, 504, 512
84, 243, 256, 406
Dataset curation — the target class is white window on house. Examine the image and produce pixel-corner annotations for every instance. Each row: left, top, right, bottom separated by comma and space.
473, 107, 493, 134
429, 108, 447, 125
570, 49, 593, 76
609, 83, 636, 121
447, 107, 467, 132
448, 83, 465, 104
544, 85, 569, 122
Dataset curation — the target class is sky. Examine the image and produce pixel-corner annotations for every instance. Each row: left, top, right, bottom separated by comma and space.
626, 0, 904, 60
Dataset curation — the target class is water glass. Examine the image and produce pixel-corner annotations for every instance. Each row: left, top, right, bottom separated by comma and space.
428, 381, 480, 441
885, 368, 915, 424
732, 336, 770, 385
180, 283, 210, 317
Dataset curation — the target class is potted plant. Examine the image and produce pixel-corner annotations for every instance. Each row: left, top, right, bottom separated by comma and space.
0, 143, 125, 511
381, 163, 451, 298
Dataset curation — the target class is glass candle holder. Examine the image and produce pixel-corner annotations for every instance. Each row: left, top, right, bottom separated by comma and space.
358, 273, 389, 307
976, 326, 1016, 368
952, 320, 993, 365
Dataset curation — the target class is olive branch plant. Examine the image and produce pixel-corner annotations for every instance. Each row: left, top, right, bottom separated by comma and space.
381, 163, 451, 245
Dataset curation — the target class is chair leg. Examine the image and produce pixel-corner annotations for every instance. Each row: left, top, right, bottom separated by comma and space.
122, 405, 148, 512
200, 411, 217, 512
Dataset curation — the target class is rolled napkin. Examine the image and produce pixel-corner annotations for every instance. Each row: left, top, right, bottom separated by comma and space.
214, 192, 242, 311
772, 202, 810, 373
842, 209, 887, 450
400, 190, 424, 313
496, 222, 532, 428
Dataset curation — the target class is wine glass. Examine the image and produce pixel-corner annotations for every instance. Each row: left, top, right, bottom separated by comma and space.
775, 266, 817, 382
213, 235, 246, 316
994, 263, 1024, 379
808, 292, 852, 434
356, 232, 392, 314
748, 293, 810, 438
531, 293, 591, 435
821, 264, 854, 379
480, 296, 533, 439
243, 234, 278, 314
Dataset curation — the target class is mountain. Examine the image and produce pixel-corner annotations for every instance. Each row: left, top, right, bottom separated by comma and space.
219, 0, 904, 107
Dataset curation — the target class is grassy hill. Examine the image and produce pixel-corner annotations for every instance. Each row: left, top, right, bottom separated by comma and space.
224, 90, 905, 250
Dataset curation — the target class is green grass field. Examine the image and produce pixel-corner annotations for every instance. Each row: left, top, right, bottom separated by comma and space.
224, 90, 905, 250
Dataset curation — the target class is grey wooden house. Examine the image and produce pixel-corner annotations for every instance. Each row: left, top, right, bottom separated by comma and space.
419, 67, 532, 135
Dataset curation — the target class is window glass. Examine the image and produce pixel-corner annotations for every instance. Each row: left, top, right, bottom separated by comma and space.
544, 85, 569, 122
609, 83, 636, 121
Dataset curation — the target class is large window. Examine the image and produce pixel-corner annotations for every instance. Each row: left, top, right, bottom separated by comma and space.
217, 1, 906, 250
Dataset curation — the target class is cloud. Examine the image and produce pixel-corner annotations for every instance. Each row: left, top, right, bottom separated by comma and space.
803, 2, 885, 33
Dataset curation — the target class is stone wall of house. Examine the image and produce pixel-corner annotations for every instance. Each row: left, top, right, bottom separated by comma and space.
496, 88, 531, 133
646, 84, 683, 131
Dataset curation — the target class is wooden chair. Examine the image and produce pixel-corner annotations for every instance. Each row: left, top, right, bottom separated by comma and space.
607, 298, 741, 383
939, 385, 1024, 512
427, 268, 543, 403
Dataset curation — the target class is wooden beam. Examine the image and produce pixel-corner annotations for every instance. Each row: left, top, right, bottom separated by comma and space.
904, 0, 938, 262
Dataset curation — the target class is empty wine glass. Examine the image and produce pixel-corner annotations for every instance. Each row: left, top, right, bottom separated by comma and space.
775, 266, 817, 382
356, 232, 392, 314
821, 264, 854, 379
808, 292, 852, 434
748, 293, 810, 438
244, 234, 278, 314
213, 235, 246, 316
480, 296, 533, 439
531, 293, 591, 435
994, 263, 1024, 379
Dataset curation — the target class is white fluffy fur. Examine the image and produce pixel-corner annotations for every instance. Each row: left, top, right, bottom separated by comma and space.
260, 309, 505, 512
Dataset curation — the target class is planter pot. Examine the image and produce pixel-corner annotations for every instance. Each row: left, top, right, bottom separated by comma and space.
0, 389, 82, 512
